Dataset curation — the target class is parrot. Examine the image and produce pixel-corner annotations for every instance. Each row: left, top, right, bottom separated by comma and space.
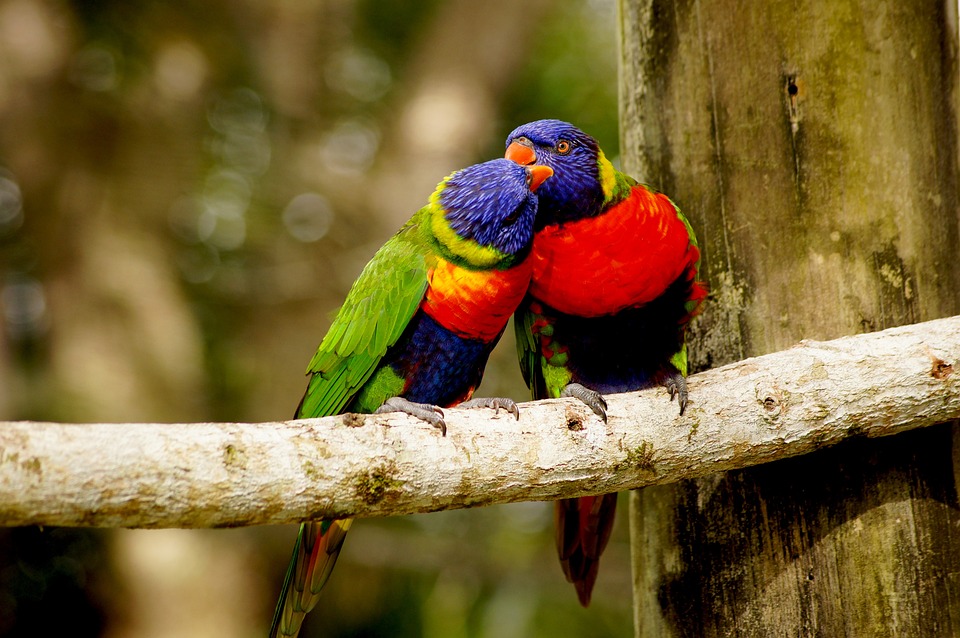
504, 119, 706, 606
269, 157, 553, 637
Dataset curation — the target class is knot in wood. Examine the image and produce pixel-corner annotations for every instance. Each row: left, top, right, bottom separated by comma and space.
343, 413, 366, 428
931, 358, 954, 380
565, 406, 584, 431
756, 383, 786, 423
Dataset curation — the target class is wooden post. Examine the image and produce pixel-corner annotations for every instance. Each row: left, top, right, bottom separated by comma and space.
619, 0, 960, 636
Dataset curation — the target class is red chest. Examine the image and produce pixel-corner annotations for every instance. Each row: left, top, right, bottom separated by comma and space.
422, 258, 533, 341
529, 186, 699, 317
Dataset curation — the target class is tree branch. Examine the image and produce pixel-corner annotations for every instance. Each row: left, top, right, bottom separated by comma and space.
2, 316, 958, 529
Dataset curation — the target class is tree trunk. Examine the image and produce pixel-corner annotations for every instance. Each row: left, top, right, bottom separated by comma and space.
619, 0, 960, 636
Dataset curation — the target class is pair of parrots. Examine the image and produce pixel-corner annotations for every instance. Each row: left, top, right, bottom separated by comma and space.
270, 119, 707, 637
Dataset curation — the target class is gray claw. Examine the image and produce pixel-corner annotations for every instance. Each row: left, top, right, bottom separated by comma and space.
561, 383, 608, 422
663, 373, 688, 416
376, 397, 447, 435
459, 397, 520, 420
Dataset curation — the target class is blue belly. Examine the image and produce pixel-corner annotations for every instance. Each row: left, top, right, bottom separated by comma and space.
382, 311, 498, 406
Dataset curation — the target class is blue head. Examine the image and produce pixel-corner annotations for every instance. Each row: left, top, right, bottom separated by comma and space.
505, 119, 608, 228
433, 158, 552, 266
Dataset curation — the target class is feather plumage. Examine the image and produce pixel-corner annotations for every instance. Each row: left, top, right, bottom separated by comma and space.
506, 119, 706, 607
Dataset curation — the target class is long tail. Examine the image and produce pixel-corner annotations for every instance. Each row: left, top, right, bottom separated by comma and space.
555, 494, 618, 606
269, 518, 353, 638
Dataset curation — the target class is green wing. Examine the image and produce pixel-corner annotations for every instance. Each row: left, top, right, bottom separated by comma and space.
513, 296, 550, 401
297, 223, 430, 418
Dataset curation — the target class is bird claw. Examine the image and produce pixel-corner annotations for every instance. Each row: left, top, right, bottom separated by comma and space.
459, 397, 521, 420
662, 372, 688, 416
561, 383, 608, 422
375, 397, 447, 436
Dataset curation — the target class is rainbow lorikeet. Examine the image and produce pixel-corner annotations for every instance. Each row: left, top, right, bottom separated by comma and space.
504, 119, 706, 606
269, 158, 554, 638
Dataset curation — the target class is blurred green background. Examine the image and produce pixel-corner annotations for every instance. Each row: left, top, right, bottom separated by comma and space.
0, 0, 628, 635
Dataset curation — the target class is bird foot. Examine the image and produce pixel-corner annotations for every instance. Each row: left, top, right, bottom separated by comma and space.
561, 383, 608, 422
458, 397, 520, 420
662, 372, 688, 415
375, 397, 447, 436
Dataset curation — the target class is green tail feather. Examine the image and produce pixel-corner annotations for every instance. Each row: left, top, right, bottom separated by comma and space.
269, 519, 353, 638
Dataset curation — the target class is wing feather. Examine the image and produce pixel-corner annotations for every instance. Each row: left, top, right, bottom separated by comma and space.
514, 296, 547, 401
297, 226, 430, 419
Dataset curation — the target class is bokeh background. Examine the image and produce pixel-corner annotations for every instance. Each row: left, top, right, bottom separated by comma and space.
0, 0, 630, 635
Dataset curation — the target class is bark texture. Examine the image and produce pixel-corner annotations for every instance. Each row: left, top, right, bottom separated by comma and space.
620, 0, 960, 636
0, 316, 958, 529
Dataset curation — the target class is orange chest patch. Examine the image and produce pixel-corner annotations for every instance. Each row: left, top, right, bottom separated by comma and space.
422, 258, 533, 341
529, 187, 699, 317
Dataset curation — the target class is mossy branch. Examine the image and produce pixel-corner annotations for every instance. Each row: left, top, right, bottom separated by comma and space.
1, 315, 958, 529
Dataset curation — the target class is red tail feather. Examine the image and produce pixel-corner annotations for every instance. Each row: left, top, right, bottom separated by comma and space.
555, 494, 619, 607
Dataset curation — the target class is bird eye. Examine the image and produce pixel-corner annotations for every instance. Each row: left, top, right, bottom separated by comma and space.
556, 139, 572, 154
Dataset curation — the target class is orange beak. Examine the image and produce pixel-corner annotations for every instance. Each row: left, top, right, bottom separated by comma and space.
526, 165, 553, 192
506, 141, 537, 166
